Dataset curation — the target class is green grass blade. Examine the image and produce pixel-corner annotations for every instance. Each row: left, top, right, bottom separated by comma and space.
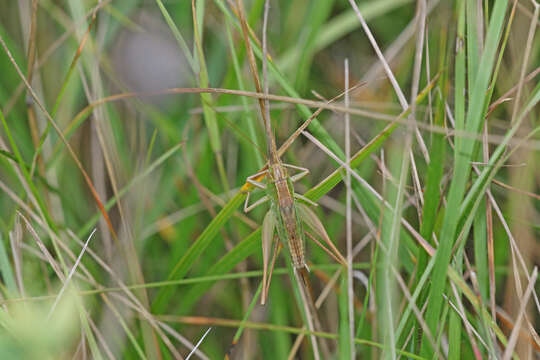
414, 33, 448, 348
0, 233, 17, 296
0, 109, 57, 233
460, 84, 540, 227
339, 275, 352, 359
192, 1, 229, 193
176, 226, 260, 314
154, 0, 198, 73
279, 0, 414, 70
230, 282, 263, 347
473, 201, 489, 300
225, 19, 263, 168
420, 1, 509, 355
152, 192, 245, 311
292, 0, 335, 92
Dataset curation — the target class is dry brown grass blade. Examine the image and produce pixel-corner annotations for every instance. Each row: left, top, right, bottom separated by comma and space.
482, 123, 497, 324
234, 0, 276, 159
225, 0, 270, 62
496, 307, 540, 353
492, 178, 540, 200
486, 65, 540, 117
18, 212, 64, 280
277, 81, 366, 160
234, 0, 264, 106
502, 267, 538, 360
67, 10, 99, 85
66, 87, 540, 152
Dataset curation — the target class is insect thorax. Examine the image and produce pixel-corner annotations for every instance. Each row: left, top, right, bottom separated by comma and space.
269, 163, 287, 182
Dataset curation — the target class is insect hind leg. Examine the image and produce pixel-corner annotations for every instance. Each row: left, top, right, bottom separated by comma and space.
294, 193, 318, 207
246, 169, 269, 190
244, 193, 269, 213
244, 169, 270, 213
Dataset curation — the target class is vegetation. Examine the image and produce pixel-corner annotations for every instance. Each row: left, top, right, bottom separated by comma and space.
0, 0, 538, 358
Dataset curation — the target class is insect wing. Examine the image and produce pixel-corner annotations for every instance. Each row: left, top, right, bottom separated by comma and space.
297, 202, 346, 265
261, 209, 276, 304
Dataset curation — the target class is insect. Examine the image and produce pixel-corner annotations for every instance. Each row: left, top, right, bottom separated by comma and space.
234, 0, 346, 308
240, 86, 353, 305
244, 135, 321, 304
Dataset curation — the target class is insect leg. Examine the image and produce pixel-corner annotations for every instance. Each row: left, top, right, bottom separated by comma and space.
244, 194, 269, 213
246, 169, 269, 190
298, 203, 347, 265
244, 169, 270, 213
294, 193, 318, 207
305, 231, 346, 266
283, 163, 310, 182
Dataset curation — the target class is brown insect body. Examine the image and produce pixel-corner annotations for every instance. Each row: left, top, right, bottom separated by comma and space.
267, 161, 306, 270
